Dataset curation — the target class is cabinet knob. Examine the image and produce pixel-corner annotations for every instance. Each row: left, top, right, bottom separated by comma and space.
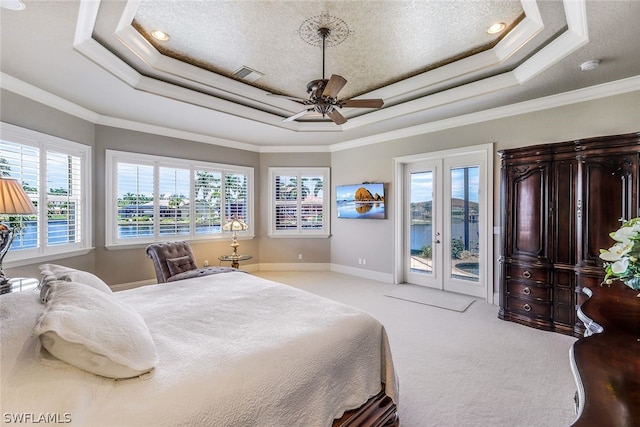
523, 287, 531, 295
523, 270, 531, 279
523, 303, 532, 312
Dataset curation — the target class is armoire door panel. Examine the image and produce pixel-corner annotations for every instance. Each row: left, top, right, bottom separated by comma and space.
580, 155, 638, 267
510, 165, 550, 261
553, 159, 577, 265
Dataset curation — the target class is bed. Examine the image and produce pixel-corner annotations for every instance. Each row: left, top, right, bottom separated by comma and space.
0, 267, 398, 426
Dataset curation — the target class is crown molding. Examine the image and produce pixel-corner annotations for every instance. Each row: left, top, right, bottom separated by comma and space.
2, 72, 638, 154
329, 75, 640, 152
1, 63, 596, 154
0, 73, 100, 123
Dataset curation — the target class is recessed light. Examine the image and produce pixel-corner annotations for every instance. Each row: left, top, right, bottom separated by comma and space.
487, 22, 506, 35
150, 30, 170, 42
579, 59, 600, 71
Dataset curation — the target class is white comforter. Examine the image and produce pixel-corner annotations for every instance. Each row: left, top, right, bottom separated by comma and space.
1, 272, 398, 426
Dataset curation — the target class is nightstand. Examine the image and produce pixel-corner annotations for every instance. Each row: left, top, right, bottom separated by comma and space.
0, 277, 39, 295
218, 254, 252, 269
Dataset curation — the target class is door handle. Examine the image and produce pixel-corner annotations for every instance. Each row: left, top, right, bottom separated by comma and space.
433, 240, 440, 243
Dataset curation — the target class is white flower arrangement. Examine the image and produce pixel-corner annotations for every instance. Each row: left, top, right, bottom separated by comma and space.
599, 217, 640, 296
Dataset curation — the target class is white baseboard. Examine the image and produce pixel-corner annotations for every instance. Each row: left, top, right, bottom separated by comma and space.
329, 264, 394, 283
255, 262, 331, 272
256, 263, 393, 284
112, 263, 393, 290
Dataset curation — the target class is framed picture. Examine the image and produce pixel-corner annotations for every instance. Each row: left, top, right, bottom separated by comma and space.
336, 183, 386, 219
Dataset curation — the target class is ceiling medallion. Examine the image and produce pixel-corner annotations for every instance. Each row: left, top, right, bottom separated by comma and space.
298, 11, 350, 47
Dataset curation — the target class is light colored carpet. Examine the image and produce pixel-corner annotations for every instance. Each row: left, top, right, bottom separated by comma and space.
254, 270, 578, 427
384, 284, 476, 312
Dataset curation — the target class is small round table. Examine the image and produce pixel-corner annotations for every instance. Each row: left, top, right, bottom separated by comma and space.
218, 254, 252, 269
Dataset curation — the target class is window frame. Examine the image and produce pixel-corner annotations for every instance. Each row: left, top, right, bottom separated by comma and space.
268, 167, 330, 238
105, 150, 254, 248
0, 122, 92, 267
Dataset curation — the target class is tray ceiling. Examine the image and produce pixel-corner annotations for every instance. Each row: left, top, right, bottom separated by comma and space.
1, 0, 639, 150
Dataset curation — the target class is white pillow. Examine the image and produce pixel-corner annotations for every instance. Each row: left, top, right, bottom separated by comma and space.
33, 281, 158, 379
39, 264, 112, 303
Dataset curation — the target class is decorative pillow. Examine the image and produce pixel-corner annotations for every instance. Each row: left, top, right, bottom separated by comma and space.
166, 256, 197, 276
33, 281, 158, 379
39, 264, 112, 303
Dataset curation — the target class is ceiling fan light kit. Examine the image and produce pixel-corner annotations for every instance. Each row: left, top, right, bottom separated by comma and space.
268, 18, 384, 126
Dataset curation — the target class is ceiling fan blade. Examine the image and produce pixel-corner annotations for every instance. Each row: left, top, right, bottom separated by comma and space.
267, 93, 308, 104
340, 99, 384, 109
283, 108, 314, 122
322, 74, 347, 98
327, 109, 347, 125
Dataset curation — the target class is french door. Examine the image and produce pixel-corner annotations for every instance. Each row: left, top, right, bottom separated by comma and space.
399, 147, 491, 299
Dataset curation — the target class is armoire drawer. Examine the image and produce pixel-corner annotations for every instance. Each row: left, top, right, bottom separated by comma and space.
505, 281, 551, 302
505, 264, 549, 283
505, 296, 552, 318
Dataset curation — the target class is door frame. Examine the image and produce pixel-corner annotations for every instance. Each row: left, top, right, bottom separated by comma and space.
392, 143, 494, 303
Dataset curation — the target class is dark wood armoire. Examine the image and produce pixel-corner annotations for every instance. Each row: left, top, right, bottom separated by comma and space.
498, 132, 640, 336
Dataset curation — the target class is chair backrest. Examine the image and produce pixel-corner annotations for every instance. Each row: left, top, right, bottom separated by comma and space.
145, 241, 197, 283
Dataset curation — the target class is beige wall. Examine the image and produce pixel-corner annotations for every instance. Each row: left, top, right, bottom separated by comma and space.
330, 91, 640, 290
1, 89, 97, 280
2, 87, 639, 287
92, 126, 261, 285
259, 152, 332, 265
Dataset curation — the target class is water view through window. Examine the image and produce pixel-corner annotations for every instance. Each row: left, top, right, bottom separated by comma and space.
410, 166, 480, 282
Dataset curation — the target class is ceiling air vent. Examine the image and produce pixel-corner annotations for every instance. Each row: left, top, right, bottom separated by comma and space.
233, 66, 264, 83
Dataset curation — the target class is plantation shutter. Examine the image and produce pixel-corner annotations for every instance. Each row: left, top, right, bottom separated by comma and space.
274, 174, 298, 231
194, 170, 222, 235
46, 150, 82, 246
269, 168, 329, 237
0, 141, 39, 250
108, 150, 253, 245
300, 175, 325, 230
116, 162, 154, 239
223, 172, 248, 223
158, 167, 190, 236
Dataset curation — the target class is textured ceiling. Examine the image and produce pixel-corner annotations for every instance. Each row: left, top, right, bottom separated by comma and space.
88, 0, 570, 125
131, 0, 524, 99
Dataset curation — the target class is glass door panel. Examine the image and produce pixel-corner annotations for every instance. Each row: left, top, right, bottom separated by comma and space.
405, 160, 441, 289
449, 166, 480, 283
410, 171, 433, 275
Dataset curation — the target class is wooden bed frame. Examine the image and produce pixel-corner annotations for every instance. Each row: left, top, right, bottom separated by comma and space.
333, 388, 399, 427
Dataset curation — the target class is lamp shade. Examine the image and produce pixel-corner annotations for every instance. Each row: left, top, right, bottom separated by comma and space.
222, 217, 248, 232
0, 178, 37, 215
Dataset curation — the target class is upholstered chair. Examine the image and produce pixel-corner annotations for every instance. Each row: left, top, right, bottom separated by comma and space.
145, 241, 198, 283
145, 241, 238, 283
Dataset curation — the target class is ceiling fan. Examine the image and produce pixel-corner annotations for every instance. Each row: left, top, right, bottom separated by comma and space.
268, 27, 384, 125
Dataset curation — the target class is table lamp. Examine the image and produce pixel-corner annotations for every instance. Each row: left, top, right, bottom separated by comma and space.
0, 177, 37, 286
222, 216, 248, 257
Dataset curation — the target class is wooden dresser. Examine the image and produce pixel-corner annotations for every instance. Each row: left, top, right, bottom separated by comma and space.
570, 281, 640, 426
498, 132, 640, 336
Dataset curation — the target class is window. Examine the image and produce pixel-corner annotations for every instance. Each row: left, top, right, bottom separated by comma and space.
268, 167, 330, 237
0, 122, 92, 265
106, 150, 253, 247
